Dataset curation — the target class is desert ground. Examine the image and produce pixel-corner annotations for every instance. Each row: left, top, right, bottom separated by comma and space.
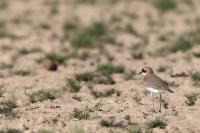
0, 0, 200, 132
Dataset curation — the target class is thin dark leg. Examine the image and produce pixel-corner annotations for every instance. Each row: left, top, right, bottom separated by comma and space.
159, 94, 162, 112
152, 94, 155, 111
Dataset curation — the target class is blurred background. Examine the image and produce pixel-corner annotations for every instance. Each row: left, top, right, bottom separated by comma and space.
0, 0, 199, 71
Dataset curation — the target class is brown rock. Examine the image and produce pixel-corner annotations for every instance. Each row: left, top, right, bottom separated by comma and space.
43, 59, 58, 71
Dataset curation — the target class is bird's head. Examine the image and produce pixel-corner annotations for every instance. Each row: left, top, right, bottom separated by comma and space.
139, 67, 154, 76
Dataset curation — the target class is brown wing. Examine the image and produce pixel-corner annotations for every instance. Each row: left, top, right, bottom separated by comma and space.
144, 74, 173, 93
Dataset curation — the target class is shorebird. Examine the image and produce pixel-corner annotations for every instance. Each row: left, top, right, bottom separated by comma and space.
139, 67, 173, 112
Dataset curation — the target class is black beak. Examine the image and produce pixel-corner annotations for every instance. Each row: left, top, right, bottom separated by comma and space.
138, 71, 142, 74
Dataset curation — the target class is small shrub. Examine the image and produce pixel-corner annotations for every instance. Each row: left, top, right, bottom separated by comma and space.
63, 21, 79, 40
154, 0, 177, 12
0, 45, 12, 51
110, 15, 122, 23
0, 20, 7, 38
67, 79, 81, 93
185, 92, 199, 106
63, 22, 78, 32
131, 43, 145, 60
97, 63, 124, 76
39, 22, 51, 30
125, 24, 138, 36
131, 51, 143, 60
70, 21, 115, 49
70, 126, 85, 133
0, 63, 13, 70
78, 52, 90, 60
27, 89, 60, 103
166, 29, 200, 53
169, 37, 192, 53
157, 66, 166, 72
75, 0, 96, 4
0, 0, 8, 9
147, 117, 167, 129
75, 72, 95, 82
71, 22, 107, 48
76, 71, 115, 85
158, 34, 168, 42
100, 118, 115, 127
123, 70, 136, 80
37, 129, 52, 133
100, 117, 128, 128
0, 87, 4, 97
89, 88, 120, 98
0, 128, 22, 133
72, 95, 82, 102
47, 0, 59, 15
70, 108, 90, 120
132, 93, 142, 104
0, 99, 17, 117
46, 52, 66, 65
190, 71, 200, 86
13, 70, 31, 76
193, 52, 200, 58
129, 127, 142, 133
18, 48, 41, 55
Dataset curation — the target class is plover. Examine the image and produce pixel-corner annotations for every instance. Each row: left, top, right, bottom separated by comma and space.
139, 67, 173, 112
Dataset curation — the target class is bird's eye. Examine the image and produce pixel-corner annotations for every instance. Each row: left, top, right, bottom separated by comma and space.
142, 69, 147, 73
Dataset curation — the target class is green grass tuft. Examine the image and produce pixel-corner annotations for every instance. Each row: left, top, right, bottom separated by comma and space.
70, 126, 85, 133
190, 71, 200, 86
0, 99, 17, 117
97, 63, 124, 76
70, 108, 90, 120
185, 92, 199, 106
154, 0, 177, 12
71, 22, 107, 48
0, 128, 22, 133
75, 72, 95, 82
170, 37, 192, 53
157, 66, 166, 73
27, 89, 60, 103
37, 129, 53, 133
46, 52, 66, 65
132, 93, 142, 104
75, 0, 96, 4
0, 20, 6, 38
89, 87, 120, 98
39, 21, 51, 30
129, 127, 142, 133
13, 70, 31, 76
131, 43, 145, 60
147, 116, 167, 129
0, 0, 8, 9
123, 70, 136, 80
66, 79, 81, 93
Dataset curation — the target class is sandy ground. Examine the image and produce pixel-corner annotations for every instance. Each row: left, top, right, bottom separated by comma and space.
0, 0, 200, 132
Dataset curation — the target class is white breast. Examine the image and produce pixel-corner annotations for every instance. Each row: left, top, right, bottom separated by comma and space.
146, 87, 160, 94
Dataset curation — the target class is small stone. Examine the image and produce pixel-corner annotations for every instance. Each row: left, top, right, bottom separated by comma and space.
43, 59, 58, 71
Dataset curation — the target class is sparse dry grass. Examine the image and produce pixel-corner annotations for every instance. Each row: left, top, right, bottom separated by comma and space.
185, 92, 199, 106
154, 0, 177, 12
27, 89, 60, 103
190, 71, 200, 86
147, 116, 167, 129
0, 128, 22, 133
70, 108, 90, 120
66, 79, 82, 93
0, 99, 17, 117
89, 87, 120, 98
